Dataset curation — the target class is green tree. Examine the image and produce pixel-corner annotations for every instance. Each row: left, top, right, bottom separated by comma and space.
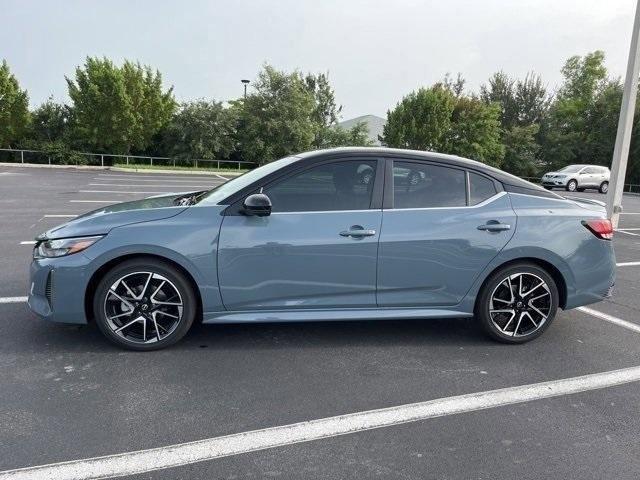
161, 100, 237, 160
446, 95, 504, 167
303, 72, 342, 148
30, 98, 71, 144
322, 121, 373, 148
0, 59, 30, 147
66, 57, 176, 154
382, 86, 455, 150
540, 51, 608, 170
383, 82, 504, 166
235, 65, 316, 164
480, 71, 548, 175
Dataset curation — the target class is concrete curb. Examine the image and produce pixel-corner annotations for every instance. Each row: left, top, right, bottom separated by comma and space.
0, 162, 244, 177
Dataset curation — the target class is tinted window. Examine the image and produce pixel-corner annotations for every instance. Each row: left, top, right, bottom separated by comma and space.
582, 167, 596, 174
393, 162, 466, 209
469, 172, 497, 205
264, 160, 377, 212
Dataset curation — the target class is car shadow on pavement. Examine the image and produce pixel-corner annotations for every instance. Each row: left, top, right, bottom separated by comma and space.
9, 310, 492, 353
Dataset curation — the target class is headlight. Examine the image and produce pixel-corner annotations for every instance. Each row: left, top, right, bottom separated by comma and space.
556, 175, 566, 179
35, 236, 103, 258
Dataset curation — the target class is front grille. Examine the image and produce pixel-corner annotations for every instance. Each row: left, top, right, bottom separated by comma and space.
45, 271, 53, 305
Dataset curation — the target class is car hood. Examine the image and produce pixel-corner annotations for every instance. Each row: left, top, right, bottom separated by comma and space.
37, 193, 194, 240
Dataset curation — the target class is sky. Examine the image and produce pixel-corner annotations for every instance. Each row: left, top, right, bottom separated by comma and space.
1, 0, 636, 120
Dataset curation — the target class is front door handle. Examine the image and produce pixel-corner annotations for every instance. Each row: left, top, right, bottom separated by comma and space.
340, 225, 376, 238
477, 222, 511, 232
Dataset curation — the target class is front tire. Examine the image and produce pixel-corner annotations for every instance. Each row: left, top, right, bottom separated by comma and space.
599, 181, 609, 194
93, 258, 197, 351
476, 263, 559, 344
566, 180, 577, 192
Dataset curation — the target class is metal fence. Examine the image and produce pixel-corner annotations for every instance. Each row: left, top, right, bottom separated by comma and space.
0, 148, 255, 171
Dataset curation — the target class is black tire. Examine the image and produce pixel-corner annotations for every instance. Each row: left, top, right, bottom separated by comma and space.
92, 258, 197, 351
599, 181, 609, 194
475, 262, 559, 344
566, 180, 577, 192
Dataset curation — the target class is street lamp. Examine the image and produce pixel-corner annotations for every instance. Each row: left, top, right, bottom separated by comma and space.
241, 79, 250, 99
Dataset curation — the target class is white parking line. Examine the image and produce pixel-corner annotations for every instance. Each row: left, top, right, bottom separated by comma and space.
94, 176, 224, 183
620, 212, 640, 215
0, 296, 28, 304
3, 364, 640, 480
70, 200, 122, 204
617, 228, 640, 231
617, 261, 640, 267
79, 190, 175, 194
616, 230, 640, 236
19, 241, 36, 245
577, 306, 640, 334
43, 214, 78, 218
96, 174, 223, 181
89, 183, 213, 188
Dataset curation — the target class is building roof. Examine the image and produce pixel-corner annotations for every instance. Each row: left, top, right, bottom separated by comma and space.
337, 115, 386, 145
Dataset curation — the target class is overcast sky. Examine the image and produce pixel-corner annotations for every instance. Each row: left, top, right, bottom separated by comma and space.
2, 0, 636, 119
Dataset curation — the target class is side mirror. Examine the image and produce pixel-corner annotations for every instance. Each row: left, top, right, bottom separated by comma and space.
243, 193, 272, 217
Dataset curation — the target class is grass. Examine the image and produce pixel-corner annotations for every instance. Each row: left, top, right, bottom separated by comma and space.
113, 163, 250, 173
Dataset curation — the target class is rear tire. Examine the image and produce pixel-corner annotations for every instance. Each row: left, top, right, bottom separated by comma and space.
566, 180, 577, 192
92, 258, 196, 351
476, 262, 559, 344
599, 181, 609, 194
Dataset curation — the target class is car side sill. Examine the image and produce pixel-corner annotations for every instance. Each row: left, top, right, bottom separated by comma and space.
202, 308, 474, 324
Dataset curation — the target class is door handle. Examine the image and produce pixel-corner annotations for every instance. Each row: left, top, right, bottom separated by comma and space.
340, 225, 376, 237
477, 222, 511, 232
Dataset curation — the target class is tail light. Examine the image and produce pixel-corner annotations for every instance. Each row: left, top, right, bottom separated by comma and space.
582, 219, 613, 240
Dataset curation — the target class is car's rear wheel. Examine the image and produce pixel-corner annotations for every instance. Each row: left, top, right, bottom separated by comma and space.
476, 263, 559, 344
566, 180, 577, 192
599, 181, 609, 194
93, 259, 196, 350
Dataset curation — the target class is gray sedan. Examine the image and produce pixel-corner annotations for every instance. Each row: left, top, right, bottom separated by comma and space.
28, 148, 616, 350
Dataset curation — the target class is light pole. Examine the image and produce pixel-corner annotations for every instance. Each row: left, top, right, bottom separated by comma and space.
607, 0, 640, 227
241, 79, 250, 99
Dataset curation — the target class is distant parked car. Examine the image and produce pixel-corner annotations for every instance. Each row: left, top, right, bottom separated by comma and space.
28, 148, 615, 350
541, 165, 610, 193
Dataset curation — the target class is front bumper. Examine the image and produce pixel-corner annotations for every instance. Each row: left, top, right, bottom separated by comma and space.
541, 178, 568, 187
27, 252, 93, 324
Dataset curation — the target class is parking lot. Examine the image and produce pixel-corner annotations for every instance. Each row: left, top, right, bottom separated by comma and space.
2, 164, 640, 479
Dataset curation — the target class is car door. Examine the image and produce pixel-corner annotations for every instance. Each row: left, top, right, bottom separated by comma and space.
581, 167, 597, 187
217, 158, 383, 311
377, 159, 516, 307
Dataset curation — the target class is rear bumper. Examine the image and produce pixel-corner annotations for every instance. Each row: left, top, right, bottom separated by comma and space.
27, 253, 92, 324
564, 241, 616, 309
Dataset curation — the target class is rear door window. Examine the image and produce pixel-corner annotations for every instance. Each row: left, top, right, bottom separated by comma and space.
392, 162, 466, 209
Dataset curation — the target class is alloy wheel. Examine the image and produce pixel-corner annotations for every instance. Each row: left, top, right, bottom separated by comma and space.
489, 272, 551, 337
103, 271, 183, 345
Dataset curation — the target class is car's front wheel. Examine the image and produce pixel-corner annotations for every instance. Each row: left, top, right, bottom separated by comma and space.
93, 258, 197, 350
566, 180, 577, 192
476, 263, 559, 344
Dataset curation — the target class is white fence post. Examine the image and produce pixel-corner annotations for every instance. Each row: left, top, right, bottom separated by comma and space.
20, 150, 24, 164
101, 155, 104, 167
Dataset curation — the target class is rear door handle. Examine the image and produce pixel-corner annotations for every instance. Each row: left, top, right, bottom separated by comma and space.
340, 225, 376, 237
477, 222, 511, 232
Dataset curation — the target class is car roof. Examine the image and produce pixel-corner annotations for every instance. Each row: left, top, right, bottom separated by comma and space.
295, 147, 558, 197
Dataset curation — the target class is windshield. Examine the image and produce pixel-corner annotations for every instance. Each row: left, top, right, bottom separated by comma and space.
558, 165, 584, 173
198, 156, 299, 205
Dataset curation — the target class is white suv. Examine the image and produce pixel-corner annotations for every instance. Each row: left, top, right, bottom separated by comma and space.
541, 164, 610, 193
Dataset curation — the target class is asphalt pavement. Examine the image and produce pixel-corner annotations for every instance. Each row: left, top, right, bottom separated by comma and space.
1, 165, 640, 479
